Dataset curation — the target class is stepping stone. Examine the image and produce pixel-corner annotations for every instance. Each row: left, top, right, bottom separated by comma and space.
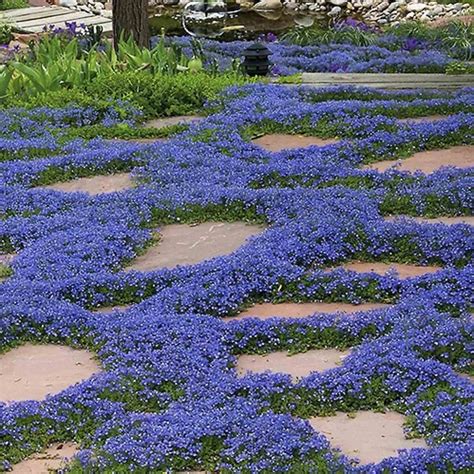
336, 262, 441, 279
105, 138, 167, 145
0, 343, 100, 403
126, 222, 264, 272
308, 411, 427, 465
252, 134, 340, 152
40, 173, 133, 195
365, 145, 474, 174
385, 215, 474, 226
398, 115, 448, 123
10, 442, 79, 474
225, 302, 389, 321
144, 115, 203, 129
236, 349, 350, 381
93, 305, 131, 314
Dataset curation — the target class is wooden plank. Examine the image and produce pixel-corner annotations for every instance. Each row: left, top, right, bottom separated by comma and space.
3, 8, 72, 23
294, 83, 465, 90
301, 72, 474, 84
0, 6, 53, 18
17, 12, 96, 28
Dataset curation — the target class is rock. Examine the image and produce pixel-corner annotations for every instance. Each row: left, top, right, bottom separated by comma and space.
377, 1, 389, 10
329, 0, 347, 5
58, 0, 78, 6
386, 2, 400, 12
406, 2, 427, 12
93, 1, 104, 9
328, 5, 342, 15
253, 0, 283, 10
294, 14, 315, 26
100, 9, 112, 17
405, 11, 415, 17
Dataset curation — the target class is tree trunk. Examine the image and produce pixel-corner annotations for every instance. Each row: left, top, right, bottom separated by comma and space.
113, 0, 150, 48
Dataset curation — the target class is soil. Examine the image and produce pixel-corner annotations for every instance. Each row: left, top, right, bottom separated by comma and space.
236, 349, 350, 381
126, 222, 264, 272
252, 134, 340, 152
10, 443, 79, 474
0, 343, 100, 403
226, 302, 389, 321
337, 262, 441, 279
41, 173, 133, 195
366, 145, 474, 174
308, 411, 427, 464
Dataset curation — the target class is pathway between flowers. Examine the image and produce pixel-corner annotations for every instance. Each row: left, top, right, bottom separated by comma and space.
126, 222, 264, 271
253, 134, 340, 152
308, 412, 427, 464
42, 172, 133, 195
0, 344, 100, 403
366, 145, 474, 173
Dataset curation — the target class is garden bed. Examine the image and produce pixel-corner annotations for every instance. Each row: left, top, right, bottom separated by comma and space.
0, 83, 473, 472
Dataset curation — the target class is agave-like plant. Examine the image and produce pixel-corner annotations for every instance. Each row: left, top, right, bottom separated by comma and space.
440, 21, 473, 60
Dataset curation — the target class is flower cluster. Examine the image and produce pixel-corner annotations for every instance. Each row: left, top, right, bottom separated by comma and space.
0, 84, 473, 472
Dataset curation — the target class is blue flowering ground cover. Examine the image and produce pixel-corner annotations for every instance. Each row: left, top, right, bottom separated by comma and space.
0, 84, 473, 472
163, 36, 471, 75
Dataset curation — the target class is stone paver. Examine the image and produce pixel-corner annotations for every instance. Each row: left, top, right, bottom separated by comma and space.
0, 344, 100, 403
41, 173, 133, 195
385, 215, 474, 226
336, 262, 441, 279
94, 305, 131, 314
11, 443, 79, 474
398, 115, 448, 123
226, 302, 389, 321
144, 115, 203, 129
309, 411, 427, 464
366, 145, 474, 173
126, 222, 264, 272
252, 134, 340, 152
236, 349, 350, 381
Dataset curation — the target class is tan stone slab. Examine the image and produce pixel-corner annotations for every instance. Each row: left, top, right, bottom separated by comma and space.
226, 302, 389, 321
385, 215, 474, 226
41, 173, 133, 195
236, 349, 350, 381
126, 222, 264, 272
398, 115, 448, 124
11, 443, 79, 474
0, 253, 15, 266
93, 305, 131, 314
309, 411, 427, 464
252, 134, 340, 152
365, 145, 474, 173
0, 344, 100, 403
144, 115, 203, 129
339, 262, 441, 279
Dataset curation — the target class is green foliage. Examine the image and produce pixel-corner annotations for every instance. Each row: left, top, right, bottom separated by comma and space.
0, 0, 28, 10
84, 70, 255, 118
0, 262, 13, 279
281, 25, 377, 47
440, 21, 473, 60
445, 61, 474, 74
0, 21, 12, 44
